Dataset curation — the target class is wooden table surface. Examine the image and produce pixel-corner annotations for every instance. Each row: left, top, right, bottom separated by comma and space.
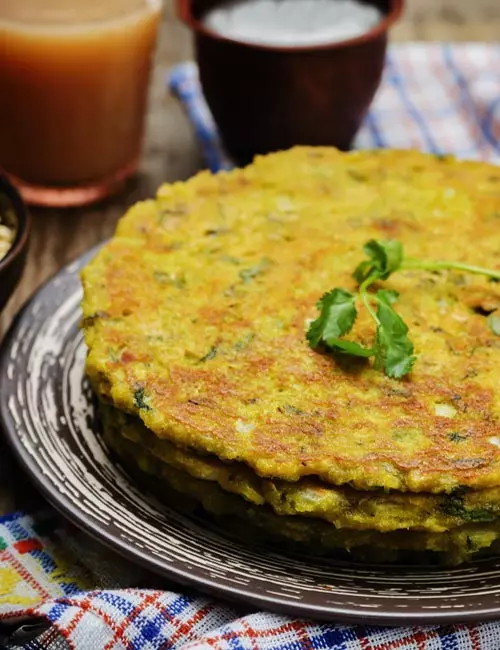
0, 0, 498, 512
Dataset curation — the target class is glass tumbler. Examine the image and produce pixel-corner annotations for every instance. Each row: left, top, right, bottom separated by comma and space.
0, 0, 162, 207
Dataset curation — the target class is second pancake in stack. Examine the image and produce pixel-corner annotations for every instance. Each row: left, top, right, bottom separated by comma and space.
82, 147, 500, 564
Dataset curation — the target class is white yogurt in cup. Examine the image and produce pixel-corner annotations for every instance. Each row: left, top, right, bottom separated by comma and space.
202, 0, 383, 47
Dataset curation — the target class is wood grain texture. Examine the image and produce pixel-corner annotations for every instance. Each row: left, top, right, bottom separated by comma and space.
394, 0, 500, 41
0, 0, 498, 512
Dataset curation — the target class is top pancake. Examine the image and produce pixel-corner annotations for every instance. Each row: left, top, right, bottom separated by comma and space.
81, 147, 500, 493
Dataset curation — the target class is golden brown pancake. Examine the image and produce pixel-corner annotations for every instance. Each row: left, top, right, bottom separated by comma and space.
82, 147, 500, 494
100, 404, 500, 566
100, 401, 500, 534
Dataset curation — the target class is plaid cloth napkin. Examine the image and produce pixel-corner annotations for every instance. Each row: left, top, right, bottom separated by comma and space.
169, 42, 500, 170
2, 42, 500, 650
3, 511, 500, 650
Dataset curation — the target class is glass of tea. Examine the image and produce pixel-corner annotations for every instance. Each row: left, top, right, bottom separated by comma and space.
0, 0, 162, 207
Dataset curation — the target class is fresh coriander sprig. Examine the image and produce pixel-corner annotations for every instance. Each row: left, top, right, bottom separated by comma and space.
307, 239, 500, 379
402, 258, 500, 281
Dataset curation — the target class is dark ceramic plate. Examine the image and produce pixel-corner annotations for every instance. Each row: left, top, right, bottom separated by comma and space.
3, 248, 500, 625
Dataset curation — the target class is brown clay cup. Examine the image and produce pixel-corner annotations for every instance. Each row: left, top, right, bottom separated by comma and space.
178, 0, 403, 165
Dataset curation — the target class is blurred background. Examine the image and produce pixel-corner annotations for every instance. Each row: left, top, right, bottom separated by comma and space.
393, 0, 499, 40
164, 0, 499, 172
163, 0, 500, 185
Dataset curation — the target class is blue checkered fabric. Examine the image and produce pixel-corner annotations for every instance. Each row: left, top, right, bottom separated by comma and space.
169, 43, 500, 171
33, 588, 500, 649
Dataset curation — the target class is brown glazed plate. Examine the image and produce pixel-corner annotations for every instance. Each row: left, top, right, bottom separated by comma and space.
4, 248, 500, 625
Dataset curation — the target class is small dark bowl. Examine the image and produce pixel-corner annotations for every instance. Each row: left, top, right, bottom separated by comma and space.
0, 176, 30, 313
178, 0, 403, 165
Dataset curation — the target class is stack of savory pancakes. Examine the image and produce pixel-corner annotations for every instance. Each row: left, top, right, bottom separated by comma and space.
81, 147, 500, 565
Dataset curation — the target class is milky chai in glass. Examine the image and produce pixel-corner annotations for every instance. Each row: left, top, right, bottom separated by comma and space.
0, 0, 162, 207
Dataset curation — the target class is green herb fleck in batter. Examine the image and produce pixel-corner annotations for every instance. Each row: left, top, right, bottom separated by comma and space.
440, 493, 496, 523
239, 258, 271, 284
200, 345, 218, 362
134, 386, 152, 411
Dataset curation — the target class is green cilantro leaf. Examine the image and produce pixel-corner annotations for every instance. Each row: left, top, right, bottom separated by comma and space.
307, 289, 357, 348
374, 290, 416, 378
329, 339, 374, 357
307, 289, 374, 360
352, 259, 374, 285
307, 239, 500, 378
353, 239, 403, 284
376, 288, 399, 305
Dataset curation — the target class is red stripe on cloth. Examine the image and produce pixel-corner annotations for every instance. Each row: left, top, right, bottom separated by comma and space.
13, 539, 43, 554
414, 629, 437, 650
137, 592, 189, 648
48, 594, 125, 640
65, 594, 97, 636
1, 549, 52, 600
188, 635, 227, 650
240, 619, 261, 650
289, 620, 314, 650
200, 629, 240, 650
463, 624, 482, 650
201, 620, 322, 650
216, 621, 302, 642
359, 636, 372, 650
471, 625, 482, 650
103, 591, 160, 650
165, 603, 216, 648
359, 628, 438, 650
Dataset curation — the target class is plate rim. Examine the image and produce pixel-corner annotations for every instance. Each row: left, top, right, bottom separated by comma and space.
3, 248, 500, 625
